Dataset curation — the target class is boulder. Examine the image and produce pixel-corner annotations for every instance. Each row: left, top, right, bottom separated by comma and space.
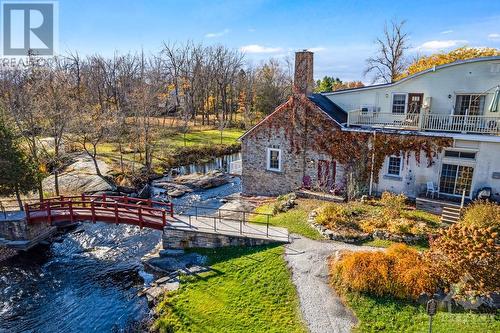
137, 184, 152, 199
173, 170, 230, 189
153, 182, 193, 197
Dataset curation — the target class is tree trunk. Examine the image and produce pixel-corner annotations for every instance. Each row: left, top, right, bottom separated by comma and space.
54, 169, 60, 196
15, 185, 23, 211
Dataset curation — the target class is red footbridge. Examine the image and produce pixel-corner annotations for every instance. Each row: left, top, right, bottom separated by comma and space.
25, 194, 174, 230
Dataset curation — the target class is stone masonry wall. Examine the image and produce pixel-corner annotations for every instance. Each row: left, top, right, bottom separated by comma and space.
0, 218, 52, 240
163, 228, 284, 249
241, 99, 342, 196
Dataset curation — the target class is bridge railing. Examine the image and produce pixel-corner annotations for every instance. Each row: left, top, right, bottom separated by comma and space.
24, 194, 175, 230
172, 203, 275, 237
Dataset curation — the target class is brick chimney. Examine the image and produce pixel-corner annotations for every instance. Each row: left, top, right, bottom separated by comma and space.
294, 50, 314, 95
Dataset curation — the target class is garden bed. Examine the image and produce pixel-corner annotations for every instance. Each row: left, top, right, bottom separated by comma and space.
310, 193, 440, 246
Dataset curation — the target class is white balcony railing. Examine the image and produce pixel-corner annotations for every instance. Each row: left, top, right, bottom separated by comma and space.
420, 114, 500, 135
347, 109, 500, 135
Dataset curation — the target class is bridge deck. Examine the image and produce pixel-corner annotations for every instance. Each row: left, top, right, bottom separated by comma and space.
167, 215, 289, 243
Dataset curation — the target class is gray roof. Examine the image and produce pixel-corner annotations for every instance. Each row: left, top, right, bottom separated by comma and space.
323, 55, 500, 95
307, 93, 347, 124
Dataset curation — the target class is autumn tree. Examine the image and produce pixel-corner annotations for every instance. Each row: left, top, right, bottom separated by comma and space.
315, 76, 341, 92
400, 47, 500, 78
364, 19, 410, 83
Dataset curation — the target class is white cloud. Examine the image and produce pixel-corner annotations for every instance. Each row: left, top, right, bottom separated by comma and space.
205, 29, 230, 38
308, 47, 326, 52
416, 39, 468, 51
248, 28, 256, 32
240, 44, 283, 53
441, 30, 453, 34
488, 33, 500, 40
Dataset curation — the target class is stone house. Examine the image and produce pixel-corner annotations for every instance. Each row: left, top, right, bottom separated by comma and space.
240, 51, 500, 203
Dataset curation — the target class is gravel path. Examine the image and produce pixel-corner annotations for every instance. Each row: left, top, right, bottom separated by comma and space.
284, 235, 374, 333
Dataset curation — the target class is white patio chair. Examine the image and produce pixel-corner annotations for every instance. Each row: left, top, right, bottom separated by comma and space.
426, 182, 438, 198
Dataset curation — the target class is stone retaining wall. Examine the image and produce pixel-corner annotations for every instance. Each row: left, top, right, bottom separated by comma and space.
163, 228, 285, 249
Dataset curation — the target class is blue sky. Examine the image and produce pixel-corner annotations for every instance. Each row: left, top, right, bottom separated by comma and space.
58, 0, 500, 82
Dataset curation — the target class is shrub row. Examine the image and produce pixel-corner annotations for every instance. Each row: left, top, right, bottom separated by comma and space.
331, 244, 438, 300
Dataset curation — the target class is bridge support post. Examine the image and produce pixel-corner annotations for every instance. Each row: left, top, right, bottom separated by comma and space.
91, 200, 96, 223
69, 202, 74, 224
114, 202, 119, 225
47, 202, 52, 225
162, 209, 166, 226
102, 194, 107, 208
138, 207, 143, 229
169, 202, 174, 217
81, 194, 86, 208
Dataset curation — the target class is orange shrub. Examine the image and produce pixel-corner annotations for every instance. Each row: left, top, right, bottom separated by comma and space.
331, 244, 438, 299
380, 191, 407, 219
429, 223, 499, 296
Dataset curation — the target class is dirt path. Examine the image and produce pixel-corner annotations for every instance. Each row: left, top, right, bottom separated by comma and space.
284, 235, 374, 333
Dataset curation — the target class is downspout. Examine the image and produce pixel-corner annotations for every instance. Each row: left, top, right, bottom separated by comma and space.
368, 130, 376, 196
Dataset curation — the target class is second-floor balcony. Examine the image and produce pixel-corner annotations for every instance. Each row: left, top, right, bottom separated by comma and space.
346, 110, 500, 135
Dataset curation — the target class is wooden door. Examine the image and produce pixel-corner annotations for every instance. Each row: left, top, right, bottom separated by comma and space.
408, 93, 424, 114
317, 160, 330, 189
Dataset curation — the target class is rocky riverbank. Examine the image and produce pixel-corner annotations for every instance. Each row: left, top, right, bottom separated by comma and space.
152, 170, 231, 197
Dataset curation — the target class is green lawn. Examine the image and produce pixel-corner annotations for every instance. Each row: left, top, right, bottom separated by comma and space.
342, 291, 500, 333
153, 245, 306, 333
167, 128, 245, 147
253, 199, 324, 240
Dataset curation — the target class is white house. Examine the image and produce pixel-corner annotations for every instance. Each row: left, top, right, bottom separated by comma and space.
325, 56, 500, 201
240, 52, 500, 206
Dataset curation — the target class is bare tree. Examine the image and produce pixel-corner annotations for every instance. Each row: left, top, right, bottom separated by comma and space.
364, 19, 410, 83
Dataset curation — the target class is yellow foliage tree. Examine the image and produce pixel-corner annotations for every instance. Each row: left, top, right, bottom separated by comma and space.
399, 47, 500, 79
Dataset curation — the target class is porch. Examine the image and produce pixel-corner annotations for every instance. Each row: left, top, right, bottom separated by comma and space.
347, 110, 500, 135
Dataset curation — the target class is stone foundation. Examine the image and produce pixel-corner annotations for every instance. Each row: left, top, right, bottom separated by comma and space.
0, 217, 56, 250
163, 228, 285, 249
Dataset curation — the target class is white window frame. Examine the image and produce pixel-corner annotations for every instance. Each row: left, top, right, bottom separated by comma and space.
387, 155, 403, 176
391, 93, 408, 114
266, 148, 282, 172
454, 93, 486, 116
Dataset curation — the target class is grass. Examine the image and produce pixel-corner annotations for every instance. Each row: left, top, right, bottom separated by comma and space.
253, 199, 325, 240
94, 128, 245, 172
153, 245, 306, 333
341, 291, 500, 333
166, 128, 245, 147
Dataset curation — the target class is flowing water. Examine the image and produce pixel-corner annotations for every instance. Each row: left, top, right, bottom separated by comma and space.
0, 158, 241, 332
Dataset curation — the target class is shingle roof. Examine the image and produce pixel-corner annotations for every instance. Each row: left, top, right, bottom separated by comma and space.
307, 93, 347, 124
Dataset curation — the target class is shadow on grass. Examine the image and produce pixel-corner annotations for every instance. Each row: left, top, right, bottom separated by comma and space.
179, 244, 283, 283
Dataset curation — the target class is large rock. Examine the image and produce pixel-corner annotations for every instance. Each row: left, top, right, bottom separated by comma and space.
42, 154, 114, 195
152, 182, 193, 197
173, 170, 230, 189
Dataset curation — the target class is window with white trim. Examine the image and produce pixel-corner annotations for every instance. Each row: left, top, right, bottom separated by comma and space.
387, 156, 402, 176
392, 94, 406, 114
454, 94, 485, 116
266, 148, 281, 171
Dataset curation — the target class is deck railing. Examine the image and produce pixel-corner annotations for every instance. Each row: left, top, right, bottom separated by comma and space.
347, 110, 419, 129
347, 109, 500, 135
420, 114, 500, 135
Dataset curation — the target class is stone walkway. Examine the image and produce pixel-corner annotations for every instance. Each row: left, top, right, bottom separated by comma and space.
284, 235, 374, 333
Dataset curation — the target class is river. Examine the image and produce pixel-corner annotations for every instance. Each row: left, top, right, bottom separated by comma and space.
0, 158, 242, 332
